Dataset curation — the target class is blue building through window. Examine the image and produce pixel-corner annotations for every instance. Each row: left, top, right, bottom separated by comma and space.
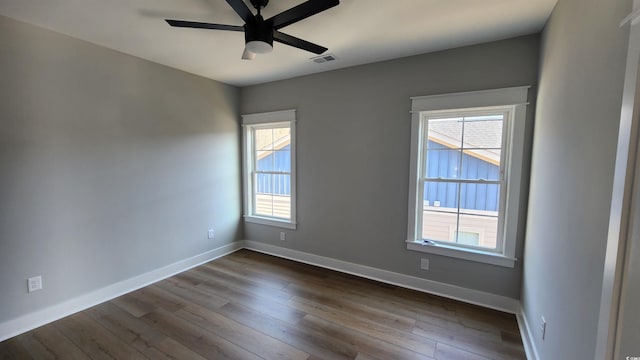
424, 141, 500, 212
256, 144, 291, 196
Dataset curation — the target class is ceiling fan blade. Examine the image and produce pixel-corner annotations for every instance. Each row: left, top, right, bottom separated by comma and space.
242, 47, 256, 60
273, 31, 327, 54
268, 0, 339, 30
165, 19, 244, 31
225, 0, 254, 22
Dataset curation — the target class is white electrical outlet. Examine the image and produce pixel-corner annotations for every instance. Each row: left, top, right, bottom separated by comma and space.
280, 232, 286, 241
539, 316, 547, 340
28, 276, 42, 293
420, 258, 430, 270
208, 229, 215, 239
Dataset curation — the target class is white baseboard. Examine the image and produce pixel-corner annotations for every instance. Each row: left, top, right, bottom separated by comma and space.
0, 241, 243, 342
516, 307, 540, 360
242, 240, 520, 314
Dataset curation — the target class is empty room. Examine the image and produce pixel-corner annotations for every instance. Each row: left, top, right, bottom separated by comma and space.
1, 0, 639, 359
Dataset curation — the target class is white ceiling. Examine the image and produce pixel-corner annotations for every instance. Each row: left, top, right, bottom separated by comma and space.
0, 0, 557, 87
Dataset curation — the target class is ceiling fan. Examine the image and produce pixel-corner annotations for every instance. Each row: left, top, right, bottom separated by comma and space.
166, 0, 340, 60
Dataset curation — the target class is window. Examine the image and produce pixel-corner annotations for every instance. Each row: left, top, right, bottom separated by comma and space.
407, 87, 529, 267
242, 110, 296, 229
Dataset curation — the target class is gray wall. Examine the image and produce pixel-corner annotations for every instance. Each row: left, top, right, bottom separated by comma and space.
241, 35, 540, 299
0, 15, 241, 324
520, 0, 631, 358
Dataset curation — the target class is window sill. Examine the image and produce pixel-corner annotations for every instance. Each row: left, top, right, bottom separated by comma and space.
405, 240, 516, 268
244, 215, 297, 230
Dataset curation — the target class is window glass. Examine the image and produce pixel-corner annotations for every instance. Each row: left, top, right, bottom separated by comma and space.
252, 126, 291, 220
420, 110, 507, 252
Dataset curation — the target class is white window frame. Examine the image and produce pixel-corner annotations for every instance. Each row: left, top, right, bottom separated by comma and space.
406, 87, 529, 267
242, 109, 297, 229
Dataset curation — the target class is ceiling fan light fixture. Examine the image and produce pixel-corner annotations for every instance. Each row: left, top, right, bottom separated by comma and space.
244, 14, 274, 55
246, 40, 273, 54
241, 47, 257, 60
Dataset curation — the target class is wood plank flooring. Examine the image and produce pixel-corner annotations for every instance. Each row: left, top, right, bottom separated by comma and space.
0, 249, 526, 359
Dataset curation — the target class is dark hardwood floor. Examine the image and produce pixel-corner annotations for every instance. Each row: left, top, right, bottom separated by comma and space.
0, 249, 526, 359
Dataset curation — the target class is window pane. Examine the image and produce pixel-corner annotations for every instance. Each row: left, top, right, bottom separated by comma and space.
427, 117, 463, 149
421, 181, 458, 242
255, 127, 290, 150
455, 230, 480, 246
459, 182, 500, 212
273, 194, 291, 219
272, 174, 291, 196
458, 213, 498, 249
462, 115, 503, 149
273, 127, 291, 146
255, 128, 274, 150
460, 151, 501, 181
458, 114, 503, 180
255, 171, 274, 217
421, 181, 500, 248
255, 172, 271, 195
425, 149, 461, 179
256, 150, 274, 171
254, 173, 291, 220
458, 181, 499, 249
273, 174, 291, 219
255, 192, 274, 217
273, 146, 291, 173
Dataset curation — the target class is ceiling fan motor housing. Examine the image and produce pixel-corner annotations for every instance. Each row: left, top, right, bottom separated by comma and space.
244, 15, 274, 53
249, 0, 269, 9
